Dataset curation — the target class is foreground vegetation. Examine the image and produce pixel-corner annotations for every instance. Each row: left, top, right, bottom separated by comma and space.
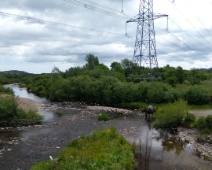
31, 128, 136, 170
0, 85, 43, 127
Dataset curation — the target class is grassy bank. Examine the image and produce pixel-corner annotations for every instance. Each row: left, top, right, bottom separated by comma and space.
31, 128, 136, 170
0, 95, 43, 127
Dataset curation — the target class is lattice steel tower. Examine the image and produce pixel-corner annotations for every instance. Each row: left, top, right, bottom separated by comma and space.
127, 0, 168, 74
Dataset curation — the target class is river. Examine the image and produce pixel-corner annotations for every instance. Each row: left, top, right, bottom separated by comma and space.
0, 85, 212, 170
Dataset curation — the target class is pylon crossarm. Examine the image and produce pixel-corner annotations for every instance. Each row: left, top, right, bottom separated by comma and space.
126, 14, 140, 23
127, 14, 168, 23
153, 14, 168, 20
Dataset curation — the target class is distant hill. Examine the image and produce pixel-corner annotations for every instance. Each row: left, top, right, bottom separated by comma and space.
0, 70, 33, 75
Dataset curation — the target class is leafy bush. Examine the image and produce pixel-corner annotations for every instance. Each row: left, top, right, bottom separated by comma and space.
154, 100, 188, 128
206, 115, 212, 128
183, 86, 209, 105
0, 85, 14, 94
196, 117, 207, 130
0, 96, 17, 126
146, 82, 179, 103
31, 128, 136, 170
98, 113, 109, 121
146, 82, 166, 103
196, 115, 212, 133
184, 113, 196, 127
0, 96, 43, 126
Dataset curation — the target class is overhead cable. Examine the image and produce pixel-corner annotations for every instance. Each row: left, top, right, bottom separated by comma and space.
62, 0, 129, 20
170, 1, 212, 49
0, 11, 126, 36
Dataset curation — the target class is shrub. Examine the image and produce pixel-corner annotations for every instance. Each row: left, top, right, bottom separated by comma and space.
98, 113, 109, 121
147, 82, 166, 103
0, 96, 43, 127
0, 85, 14, 94
154, 100, 188, 128
196, 115, 212, 133
183, 86, 209, 105
0, 96, 17, 121
205, 115, 212, 128
146, 82, 178, 104
196, 117, 207, 130
31, 128, 136, 170
184, 113, 196, 127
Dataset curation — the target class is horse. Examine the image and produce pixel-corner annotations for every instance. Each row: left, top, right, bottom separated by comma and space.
145, 108, 155, 118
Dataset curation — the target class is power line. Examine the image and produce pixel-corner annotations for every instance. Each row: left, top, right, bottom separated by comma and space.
157, 33, 207, 60
62, 0, 129, 20
169, 1, 212, 49
155, 3, 212, 53
0, 11, 126, 36
183, 0, 212, 42
83, 0, 122, 14
168, 17, 212, 52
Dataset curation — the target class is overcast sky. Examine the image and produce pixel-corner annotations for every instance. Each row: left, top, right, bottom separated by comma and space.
0, 0, 212, 73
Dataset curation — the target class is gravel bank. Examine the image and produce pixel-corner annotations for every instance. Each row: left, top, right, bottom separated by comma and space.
16, 97, 42, 112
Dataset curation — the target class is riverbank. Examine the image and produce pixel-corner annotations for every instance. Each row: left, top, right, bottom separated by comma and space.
1, 98, 212, 169
16, 99, 212, 161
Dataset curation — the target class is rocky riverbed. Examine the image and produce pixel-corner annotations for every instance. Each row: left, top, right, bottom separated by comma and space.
0, 98, 212, 170
18, 99, 212, 161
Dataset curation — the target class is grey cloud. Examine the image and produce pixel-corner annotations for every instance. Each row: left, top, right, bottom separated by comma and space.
0, 0, 212, 72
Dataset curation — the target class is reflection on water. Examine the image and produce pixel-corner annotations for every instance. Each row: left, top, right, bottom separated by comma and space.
155, 130, 188, 156
128, 118, 212, 170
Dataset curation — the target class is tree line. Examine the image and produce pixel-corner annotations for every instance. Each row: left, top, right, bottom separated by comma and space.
1, 54, 212, 106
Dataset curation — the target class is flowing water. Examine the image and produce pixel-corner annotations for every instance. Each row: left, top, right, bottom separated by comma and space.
0, 85, 212, 170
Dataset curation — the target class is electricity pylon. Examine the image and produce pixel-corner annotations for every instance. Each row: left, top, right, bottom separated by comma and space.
127, 0, 168, 77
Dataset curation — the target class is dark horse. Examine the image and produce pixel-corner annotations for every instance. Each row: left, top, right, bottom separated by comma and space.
145, 108, 155, 118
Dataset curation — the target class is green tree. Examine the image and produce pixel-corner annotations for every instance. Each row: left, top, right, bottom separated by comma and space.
176, 66, 184, 84
110, 62, 123, 73
121, 59, 138, 78
51, 66, 62, 82
85, 54, 99, 69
